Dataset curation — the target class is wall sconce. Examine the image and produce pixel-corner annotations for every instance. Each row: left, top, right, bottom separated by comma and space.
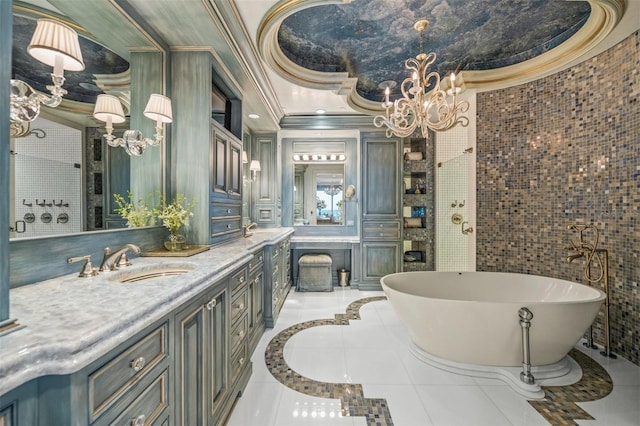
249, 160, 261, 181
93, 93, 173, 156
10, 19, 85, 137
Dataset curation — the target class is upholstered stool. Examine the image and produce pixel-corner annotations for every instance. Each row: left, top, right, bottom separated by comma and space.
297, 254, 333, 292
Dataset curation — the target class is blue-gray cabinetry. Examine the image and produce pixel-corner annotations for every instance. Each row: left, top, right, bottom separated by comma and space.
251, 134, 280, 227
0, 381, 37, 426
247, 249, 265, 352
360, 134, 402, 289
210, 122, 244, 245
264, 237, 291, 327
174, 280, 228, 425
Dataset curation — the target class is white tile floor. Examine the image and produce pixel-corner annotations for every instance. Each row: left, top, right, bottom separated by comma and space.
227, 288, 640, 426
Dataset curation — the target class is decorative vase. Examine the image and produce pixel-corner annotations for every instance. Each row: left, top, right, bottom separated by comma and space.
164, 229, 186, 251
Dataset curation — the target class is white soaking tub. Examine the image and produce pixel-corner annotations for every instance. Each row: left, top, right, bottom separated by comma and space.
381, 271, 605, 397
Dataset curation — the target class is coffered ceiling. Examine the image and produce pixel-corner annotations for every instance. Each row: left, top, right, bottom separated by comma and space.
12, 0, 640, 131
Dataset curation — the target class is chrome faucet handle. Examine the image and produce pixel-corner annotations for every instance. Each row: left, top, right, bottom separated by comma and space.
68, 255, 99, 278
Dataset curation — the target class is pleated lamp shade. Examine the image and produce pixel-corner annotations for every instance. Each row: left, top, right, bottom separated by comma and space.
249, 160, 261, 172
27, 19, 85, 72
93, 94, 126, 124
143, 94, 173, 123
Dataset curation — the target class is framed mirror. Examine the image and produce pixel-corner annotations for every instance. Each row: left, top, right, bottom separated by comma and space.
9, 11, 163, 239
282, 135, 358, 237
294, 164, 344, 226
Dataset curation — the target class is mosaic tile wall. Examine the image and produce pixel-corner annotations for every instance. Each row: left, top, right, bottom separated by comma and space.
476, 31, 639, 365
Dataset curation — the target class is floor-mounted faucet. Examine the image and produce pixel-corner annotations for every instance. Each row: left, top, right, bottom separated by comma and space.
566, 224, 616, 358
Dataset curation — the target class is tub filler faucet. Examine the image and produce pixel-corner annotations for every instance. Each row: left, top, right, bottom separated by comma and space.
566, 223, 616, 358
99, 244, 141, 272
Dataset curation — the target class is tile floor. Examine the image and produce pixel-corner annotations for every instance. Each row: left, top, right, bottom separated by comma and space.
227, 288, 640, 426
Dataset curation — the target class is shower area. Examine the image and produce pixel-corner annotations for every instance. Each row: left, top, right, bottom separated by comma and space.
10, 117, 83, 238
435, 93, 476, 271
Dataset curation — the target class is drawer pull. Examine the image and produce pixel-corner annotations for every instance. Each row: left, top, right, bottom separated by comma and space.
238, 357, 245, 366
206, 297, 217, 310
238, 329, 245, 338
226, 224, 232, 229
237, 303, 245, 310
130, 414, 146, 426
259, 255, 263, 261
130, 357, 146, 372
379, 224, 384, 227
226, 209, 232, 214
239, 276, 245, 283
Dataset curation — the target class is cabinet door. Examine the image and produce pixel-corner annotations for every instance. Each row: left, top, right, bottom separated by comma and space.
250, 271, 264, 330
174, 295, 207, 426
227, 138, 242, 199
207, 288, 228, 424
0, 381, 37, 426
362, 241, 400, 281
362, 137, 401, 218
211, 130, 229, 197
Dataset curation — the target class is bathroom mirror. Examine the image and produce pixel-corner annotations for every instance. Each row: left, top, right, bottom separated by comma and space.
294, 164, 344, 226
9, 11, 163, 239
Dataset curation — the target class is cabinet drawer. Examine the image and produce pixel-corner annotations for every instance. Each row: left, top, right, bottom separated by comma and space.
230, 314, 248, 354
231, 290, 248, 324
249, 250, 264, 273
230, 342, 248, 384
108, 370, 168, 426
89, 324, 167, 420
363, 221, 401, 240
211, 203, 241, 217
230, 267, 248, 295
211, 217, 242, 236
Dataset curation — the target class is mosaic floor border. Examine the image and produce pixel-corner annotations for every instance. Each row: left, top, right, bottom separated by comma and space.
265, 296, 614, 426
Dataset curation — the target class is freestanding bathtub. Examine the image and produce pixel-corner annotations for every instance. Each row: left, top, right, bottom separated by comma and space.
381, 271, 605, 367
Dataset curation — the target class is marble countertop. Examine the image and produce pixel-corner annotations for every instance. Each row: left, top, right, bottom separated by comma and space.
0, 228, 293, 396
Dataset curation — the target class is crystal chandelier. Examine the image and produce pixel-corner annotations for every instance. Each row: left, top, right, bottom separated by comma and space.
374, 20, 469, 138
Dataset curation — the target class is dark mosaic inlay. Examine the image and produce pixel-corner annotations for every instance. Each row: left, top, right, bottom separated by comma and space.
265, 296, 393, 425
530, 348, 613, 425
266, 297, 614, 426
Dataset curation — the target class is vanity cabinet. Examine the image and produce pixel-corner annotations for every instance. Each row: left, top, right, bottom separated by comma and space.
360, 134, 402, 289
210, 122, 244, 245
264, 237, 291, 328
0, 381, 37, 426
1, 226, 291, 426
247, 249, 265, 353
174, 282, 228, 426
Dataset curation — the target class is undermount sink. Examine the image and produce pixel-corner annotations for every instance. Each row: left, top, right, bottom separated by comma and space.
109, 263, 197, 283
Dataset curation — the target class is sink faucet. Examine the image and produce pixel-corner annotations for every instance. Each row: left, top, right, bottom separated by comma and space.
99, 244, 141, 271
243, 222, 258, 237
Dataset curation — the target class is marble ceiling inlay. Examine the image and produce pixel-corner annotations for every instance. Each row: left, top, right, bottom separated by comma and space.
278, 0, 591, 102
12, 15, 130, 104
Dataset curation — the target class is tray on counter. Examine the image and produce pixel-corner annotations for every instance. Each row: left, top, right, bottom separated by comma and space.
141, 245, 210, 257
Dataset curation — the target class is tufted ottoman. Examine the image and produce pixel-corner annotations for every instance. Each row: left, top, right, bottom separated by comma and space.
297, 254, 333, 292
